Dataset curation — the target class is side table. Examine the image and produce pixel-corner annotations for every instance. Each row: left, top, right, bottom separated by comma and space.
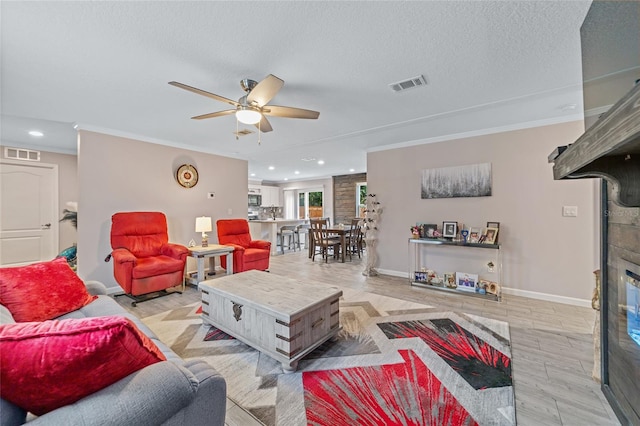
185, 244, 234, 288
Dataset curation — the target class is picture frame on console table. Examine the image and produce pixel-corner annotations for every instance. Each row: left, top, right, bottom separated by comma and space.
442, 221, 457, 239
483, 227, 499, 244
456, 272, 478, 292
469, 227, 482, 243
420, 223, 438, 238
444, 273, 457, 288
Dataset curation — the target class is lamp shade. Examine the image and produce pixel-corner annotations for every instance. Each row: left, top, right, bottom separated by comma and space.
236, 108, 261, 125
195, 216, 212, 233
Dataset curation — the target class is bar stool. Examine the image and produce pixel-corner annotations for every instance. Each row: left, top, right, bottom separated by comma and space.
277, 225, 297, 254
296, 223, 310, 250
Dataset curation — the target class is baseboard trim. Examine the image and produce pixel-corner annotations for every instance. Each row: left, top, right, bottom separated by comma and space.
376, 269, 591, 308
376, 268, 407, 278
500, 287, 591, 308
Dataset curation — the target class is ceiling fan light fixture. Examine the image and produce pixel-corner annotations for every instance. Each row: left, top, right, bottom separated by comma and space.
236, 107, 262, 124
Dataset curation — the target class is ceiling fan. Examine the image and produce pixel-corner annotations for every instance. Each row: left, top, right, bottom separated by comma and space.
169, 74, 320, 138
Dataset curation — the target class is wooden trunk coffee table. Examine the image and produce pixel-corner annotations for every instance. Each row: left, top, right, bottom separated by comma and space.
199, 270, 342, 372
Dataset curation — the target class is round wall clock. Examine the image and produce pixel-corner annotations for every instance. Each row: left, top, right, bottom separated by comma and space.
176, 164, 199, 188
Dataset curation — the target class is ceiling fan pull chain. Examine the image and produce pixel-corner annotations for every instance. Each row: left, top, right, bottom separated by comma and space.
258, 120, 261, 145
236, 117, 239, 140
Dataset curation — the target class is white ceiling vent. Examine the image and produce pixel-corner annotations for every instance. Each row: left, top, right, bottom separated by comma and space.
4, 147, 40, 161
233, 129, 254, 137
389, 75, 428, 92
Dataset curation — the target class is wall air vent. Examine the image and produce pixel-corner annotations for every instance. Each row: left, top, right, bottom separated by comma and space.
4, 147, 40, 162
389, 75, 428, 92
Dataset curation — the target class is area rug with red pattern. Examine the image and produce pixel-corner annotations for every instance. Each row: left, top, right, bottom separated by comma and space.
142, 286, 514, 425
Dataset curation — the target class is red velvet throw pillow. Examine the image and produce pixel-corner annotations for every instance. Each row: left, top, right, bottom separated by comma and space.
0, 257, 97, 322
0, 316, 167, 415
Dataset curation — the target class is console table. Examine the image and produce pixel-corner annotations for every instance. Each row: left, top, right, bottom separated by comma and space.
185, 244, 234, 288
408, 238, 502, 301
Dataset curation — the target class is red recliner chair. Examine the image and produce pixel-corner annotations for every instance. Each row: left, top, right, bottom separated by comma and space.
216, 219, 271, 273
110, 212, 188, 306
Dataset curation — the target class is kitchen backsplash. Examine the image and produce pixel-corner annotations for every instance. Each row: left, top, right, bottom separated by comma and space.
258, 206, 283, 220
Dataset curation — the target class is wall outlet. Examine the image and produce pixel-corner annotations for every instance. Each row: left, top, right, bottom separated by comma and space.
207, 192, 215, 199
227, 208, 232, 215
562, 205, 578, 217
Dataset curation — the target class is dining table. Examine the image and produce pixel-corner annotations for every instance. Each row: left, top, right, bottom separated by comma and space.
308, 224, 352, 263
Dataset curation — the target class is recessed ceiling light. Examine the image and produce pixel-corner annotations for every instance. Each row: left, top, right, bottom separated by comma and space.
294, 170, 300, 175
250, 173, 256, 177
28, 130, 44, 137
284, 178, 288, 181
317, 160, 324, 165
349, 168, 355, 172
268, 166, 275, 170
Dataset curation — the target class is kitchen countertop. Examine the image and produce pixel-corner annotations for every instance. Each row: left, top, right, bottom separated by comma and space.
248, 219, 309, 255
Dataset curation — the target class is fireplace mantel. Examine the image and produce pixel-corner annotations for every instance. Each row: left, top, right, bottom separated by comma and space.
550, 82, 640, 207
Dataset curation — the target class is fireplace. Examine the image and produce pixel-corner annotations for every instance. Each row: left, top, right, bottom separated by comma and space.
623, 261, 640, 348
550, 2, 640, 423
605, 259, 640, 421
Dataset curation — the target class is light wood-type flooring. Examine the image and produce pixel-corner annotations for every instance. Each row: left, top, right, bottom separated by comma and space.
116, 250, 620, 426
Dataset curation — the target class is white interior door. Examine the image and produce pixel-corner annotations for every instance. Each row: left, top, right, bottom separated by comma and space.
0, 161, 58, 266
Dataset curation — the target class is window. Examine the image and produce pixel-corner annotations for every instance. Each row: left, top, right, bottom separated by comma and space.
357, 182, 367, 218
298, 189, 324, 219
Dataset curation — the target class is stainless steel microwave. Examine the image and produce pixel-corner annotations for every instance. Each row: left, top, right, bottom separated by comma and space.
248, 194, 262, 207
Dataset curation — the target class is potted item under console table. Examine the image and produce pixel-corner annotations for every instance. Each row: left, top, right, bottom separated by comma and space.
408, 238, 502, 301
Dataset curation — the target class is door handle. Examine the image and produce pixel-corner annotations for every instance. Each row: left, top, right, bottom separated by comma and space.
42, 223, 51, 229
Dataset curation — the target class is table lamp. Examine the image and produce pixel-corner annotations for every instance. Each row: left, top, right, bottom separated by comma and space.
195, 216, 212, 247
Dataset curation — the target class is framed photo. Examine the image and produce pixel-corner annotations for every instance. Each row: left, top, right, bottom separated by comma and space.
469, 227, 481, 243
419, 223, 438, 238
414, 271, 427, 283
486, 221, 500, 229
456, 272, 478, 292
444, 273, 457, 288
442, 221, 457, 238
483, 227, 499, 244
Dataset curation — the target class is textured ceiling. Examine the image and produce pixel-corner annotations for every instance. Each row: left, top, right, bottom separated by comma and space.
1, 1, 596, 182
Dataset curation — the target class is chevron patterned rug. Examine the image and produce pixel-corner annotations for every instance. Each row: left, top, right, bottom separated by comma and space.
142, 286, 515, 426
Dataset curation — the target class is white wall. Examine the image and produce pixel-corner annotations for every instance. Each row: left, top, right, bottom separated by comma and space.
77, 130, 248, 291
368, 121, 598, 303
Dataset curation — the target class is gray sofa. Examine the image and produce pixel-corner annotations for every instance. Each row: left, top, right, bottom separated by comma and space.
0, 281, 226, 426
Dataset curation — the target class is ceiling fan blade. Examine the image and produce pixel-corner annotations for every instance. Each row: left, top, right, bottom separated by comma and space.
255, 115, 273, 132
169, 81, 239, 107
262, 105, 320, 119
246, 74, 284, 107
191, 109, 236, 120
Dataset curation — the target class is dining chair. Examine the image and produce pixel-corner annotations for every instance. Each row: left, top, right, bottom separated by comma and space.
309, 219, 341, 263
348, 218, 364, 258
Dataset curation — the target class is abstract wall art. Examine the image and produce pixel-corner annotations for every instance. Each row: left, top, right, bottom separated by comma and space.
421, 163, 492, 199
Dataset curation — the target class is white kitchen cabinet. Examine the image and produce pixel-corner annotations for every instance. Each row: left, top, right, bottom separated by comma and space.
260, 186, 281, 207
